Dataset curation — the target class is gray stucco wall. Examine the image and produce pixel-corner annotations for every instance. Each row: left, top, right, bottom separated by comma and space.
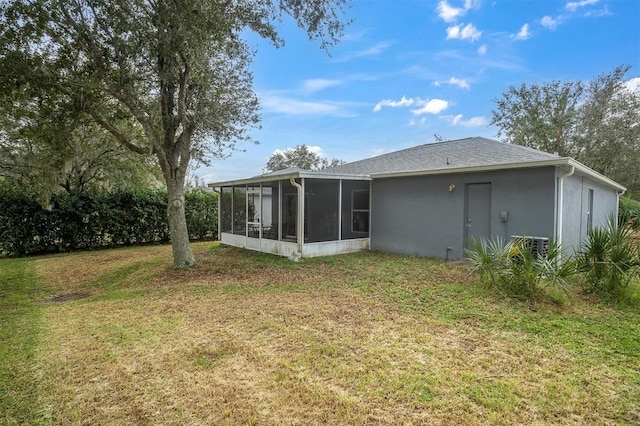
560, 172, 619, 255
370, 167, 557, 260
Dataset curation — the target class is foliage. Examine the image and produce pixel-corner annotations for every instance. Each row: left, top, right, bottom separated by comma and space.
265, 144, 345, 172
0, 0, 350, 267
576, 216, 640, 300
184, 189, 218, 240
0, 185, 217, 257
492, 65, 640, 194
619, 196, 640, 230
467, 237, 575, 301
0, 88, 161, 199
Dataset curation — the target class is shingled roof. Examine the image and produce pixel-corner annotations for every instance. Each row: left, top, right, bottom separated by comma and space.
209, 136, 624, 191
319, 137, 559, 176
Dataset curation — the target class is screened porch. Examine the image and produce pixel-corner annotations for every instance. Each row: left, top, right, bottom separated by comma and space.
211, 170, 371, 260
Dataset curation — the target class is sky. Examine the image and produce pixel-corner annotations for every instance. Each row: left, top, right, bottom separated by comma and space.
197, 0, 640, 184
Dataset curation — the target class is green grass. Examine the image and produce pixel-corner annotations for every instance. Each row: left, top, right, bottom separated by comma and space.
0, 259, 48, 425
1, 242, 639, 424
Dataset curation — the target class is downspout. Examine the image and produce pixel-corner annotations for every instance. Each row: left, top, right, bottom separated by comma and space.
556, 165, 575, 259
289, 178, 303, 259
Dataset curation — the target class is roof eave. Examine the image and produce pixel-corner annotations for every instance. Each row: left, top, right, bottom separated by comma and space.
208, 171, 371, 188
371, 158, 626, 192
565, 158, 627, 192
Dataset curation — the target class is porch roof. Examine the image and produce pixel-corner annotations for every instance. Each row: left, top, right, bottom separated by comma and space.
208, 167, 371, 188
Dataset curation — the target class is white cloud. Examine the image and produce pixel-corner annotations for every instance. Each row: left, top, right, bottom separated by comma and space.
435, 77, 471, 89
437, 1, 466, 22
541, 15, 559, 29
411, 99, 449, 115
260, 93, 355, 117
436, 0, 480, 22
461, 116, 488, 127
565, 0, 598, 12
373, 96, 449, 115
353, 41, 392, 58
446, 23, 482, 42
584, 6, 612, 17
409, 118, 427, 127
450, 114, 464, 125
302, 79, 342, 93
373, 95, 415, 112
512, 23, 531, 40
477, 44, 487, 55
443, 114, 488, 127
336, 41, 393, 62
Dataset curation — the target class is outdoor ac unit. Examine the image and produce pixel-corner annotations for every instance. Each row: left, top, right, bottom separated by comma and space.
510, 235, 549, 259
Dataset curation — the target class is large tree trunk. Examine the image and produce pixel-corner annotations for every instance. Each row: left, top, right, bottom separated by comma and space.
165, 174, 196, 268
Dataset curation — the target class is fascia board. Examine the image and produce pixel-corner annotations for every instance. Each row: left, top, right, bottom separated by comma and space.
371, 158, 626, 192
208, 172, 371, 188
565, 159, 626, 192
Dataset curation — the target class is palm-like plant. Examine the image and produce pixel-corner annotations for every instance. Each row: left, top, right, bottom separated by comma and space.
467, 237, 574, 301
467, 237, 510, 291
576, 215, 640, 298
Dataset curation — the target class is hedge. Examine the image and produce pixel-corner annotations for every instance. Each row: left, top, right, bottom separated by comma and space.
0, 187, 218, 257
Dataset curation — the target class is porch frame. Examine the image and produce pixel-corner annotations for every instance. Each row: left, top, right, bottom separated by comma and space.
211, 170, 371, 260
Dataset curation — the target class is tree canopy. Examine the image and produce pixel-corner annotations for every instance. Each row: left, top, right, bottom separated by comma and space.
0, 0, 350, 267
0, 90, 161, 199
265, 145, 345, 172
492, 65, 640, 196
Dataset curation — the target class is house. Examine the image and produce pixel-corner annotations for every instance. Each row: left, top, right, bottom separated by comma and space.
209, 137, 626, 260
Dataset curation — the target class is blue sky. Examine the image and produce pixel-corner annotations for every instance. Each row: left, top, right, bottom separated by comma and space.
198, 0, 640, 184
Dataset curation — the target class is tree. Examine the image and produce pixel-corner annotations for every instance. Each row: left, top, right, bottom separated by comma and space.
0, 0, 350, 267
0, 93, 161, 199
492, 65, 640, 195
492, 79, 583, 157
265, 144, 345, 172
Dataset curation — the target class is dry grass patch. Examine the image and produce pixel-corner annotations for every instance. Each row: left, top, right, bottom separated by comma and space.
41, 288, 636, 425
2, 242, 638, 425
35, 245, 172, 300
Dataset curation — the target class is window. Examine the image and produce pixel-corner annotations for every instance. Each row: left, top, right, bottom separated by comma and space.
587, 189, 594, 233
352, 189, 370, 233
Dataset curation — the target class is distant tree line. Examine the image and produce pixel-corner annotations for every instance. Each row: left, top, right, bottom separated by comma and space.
0, 185, 217, 257
492, 65, 640, 196
265, 144, 345, 172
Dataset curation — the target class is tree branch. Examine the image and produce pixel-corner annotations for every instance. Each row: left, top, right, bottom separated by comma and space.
89, 111, 149, 155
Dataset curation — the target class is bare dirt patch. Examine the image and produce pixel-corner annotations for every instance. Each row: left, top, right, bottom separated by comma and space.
39, 292, 94, 303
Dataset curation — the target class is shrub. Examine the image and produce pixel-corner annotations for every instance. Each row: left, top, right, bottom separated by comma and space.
576, 216, 640, 300
185, 189, 218, 240
0, 184, 218, 257
619, 196, 640, 230
467, 237, 575, 302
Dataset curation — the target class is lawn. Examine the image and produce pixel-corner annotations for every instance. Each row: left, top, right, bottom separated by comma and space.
1, 242, 639, 425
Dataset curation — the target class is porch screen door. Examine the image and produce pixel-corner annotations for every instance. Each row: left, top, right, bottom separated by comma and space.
247, 187, 262, 249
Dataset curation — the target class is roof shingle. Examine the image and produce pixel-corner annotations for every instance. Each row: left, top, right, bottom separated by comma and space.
320, 137, 558, 176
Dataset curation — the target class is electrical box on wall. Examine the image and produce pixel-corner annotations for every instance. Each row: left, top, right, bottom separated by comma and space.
500, 211, 508, 222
